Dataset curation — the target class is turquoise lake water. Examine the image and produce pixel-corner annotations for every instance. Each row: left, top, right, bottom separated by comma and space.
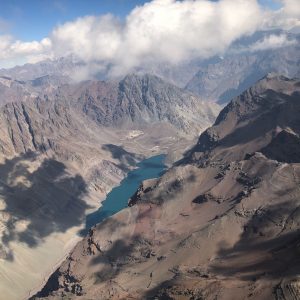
84, 154, 166, 231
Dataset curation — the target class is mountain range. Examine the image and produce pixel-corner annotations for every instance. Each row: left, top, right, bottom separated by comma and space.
32, 74, 300, 300
1, 31, 299, 106
185, 40, 300, 104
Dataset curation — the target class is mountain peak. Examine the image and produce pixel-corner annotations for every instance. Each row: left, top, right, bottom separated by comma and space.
188, 75, 300, 165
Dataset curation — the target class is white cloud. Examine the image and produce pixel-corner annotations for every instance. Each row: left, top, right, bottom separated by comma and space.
263, 0, 300, 28
282, 0, 300, 18
51, 0, 264, 77
51, 15, 122, 62
248, 33, 297, 51
0, 0, 299, 75
0, 36, 52, 68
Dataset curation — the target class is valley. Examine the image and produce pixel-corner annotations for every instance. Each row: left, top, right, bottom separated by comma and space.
31, 75, 300, 300
0, 5, 299, 298
0, 72, 219, 299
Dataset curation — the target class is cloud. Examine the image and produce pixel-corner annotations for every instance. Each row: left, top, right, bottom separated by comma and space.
263, 0, 300, 28
0, 36, 52, 68
282, 0, 300, 18
232, 33, 298, 54
51, 0, 264, 77
0, 0, 299, 75
248, 33, 297, 51
51, 15, 122, 62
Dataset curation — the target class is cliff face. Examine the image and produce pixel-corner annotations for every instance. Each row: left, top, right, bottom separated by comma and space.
33, 75, 300, 300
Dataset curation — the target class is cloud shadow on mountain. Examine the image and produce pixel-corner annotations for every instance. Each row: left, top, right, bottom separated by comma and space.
210, 201, 300, 281
102, 143, 141, 172
0, 151, 90, 260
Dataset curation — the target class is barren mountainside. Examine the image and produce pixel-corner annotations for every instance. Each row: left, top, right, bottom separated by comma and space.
33, 75, 300, 300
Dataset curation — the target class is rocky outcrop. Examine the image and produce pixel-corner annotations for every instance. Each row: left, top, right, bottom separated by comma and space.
261, 128, 300, 163
128, 178, 157, 207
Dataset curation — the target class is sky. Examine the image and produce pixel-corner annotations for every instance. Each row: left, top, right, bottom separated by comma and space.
0, 0, 284, 40
0, 0, 149, 41
0, 0, 299, 76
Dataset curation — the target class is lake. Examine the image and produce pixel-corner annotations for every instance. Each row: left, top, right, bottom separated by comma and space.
84, 154, 166, 231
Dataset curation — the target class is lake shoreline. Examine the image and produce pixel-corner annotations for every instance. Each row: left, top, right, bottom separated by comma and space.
85, 154, 167, 231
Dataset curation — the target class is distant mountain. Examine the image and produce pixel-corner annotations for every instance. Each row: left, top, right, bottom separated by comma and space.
0, 72, 219, 163
111, 73, 217, 131
33, 75, 300, 300
0, 74, 71, 106
185, 36, 300, 104
0, 56, 80, 81
0, 76, 33, 105
55, 73, 219, 134
133, 56, 223, 88
1, 32, 299, 106
0, 72, 219, 134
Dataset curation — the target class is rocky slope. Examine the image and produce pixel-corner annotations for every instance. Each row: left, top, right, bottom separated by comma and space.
188, 74, 300, 164
0, 72, 219, 133
33, 75, 300, 300
60, 73, 219, 134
